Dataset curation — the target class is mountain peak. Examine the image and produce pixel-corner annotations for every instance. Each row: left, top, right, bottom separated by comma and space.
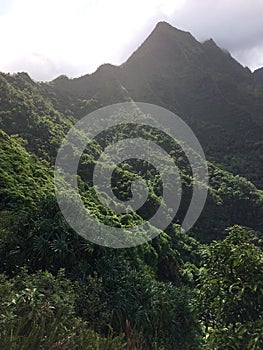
154, 21, 174, 31
94, 63, 117, 74
125, 21, 201, 67
53, 74, 69, 82
153, 21, 192, 37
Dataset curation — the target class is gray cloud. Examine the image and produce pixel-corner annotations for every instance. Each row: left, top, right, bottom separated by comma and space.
167, 0, 263, 70
0, 0, 262, 80
107, 0, 263, 74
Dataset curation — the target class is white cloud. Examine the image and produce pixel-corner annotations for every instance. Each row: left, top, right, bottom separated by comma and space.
164, 0, 263, 71
0, 0, 168, 79
0, 0, 262, 80
232, 44, 263, 71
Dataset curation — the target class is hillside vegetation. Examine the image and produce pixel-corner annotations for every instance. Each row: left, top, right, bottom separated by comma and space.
0, 22, 262, 349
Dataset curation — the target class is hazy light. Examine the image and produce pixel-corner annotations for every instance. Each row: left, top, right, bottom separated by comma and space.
0, 0, 262, 80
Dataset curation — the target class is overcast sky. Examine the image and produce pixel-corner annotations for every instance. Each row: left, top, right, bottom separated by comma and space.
0, 0, 262, 81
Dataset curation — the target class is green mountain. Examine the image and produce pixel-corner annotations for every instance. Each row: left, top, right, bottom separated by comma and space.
42, 21, 263, 188
0, 21, 262, 350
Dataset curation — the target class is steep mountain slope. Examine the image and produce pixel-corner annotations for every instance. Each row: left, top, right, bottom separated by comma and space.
254, 67, 263, 82
0, 21, 262, 240
0, 21, 262, 241
0, 70, 262, 243
0, 72, 75, 161
0, 22, 262, 350
0, 130, 52, 211
43, 22, 263, 188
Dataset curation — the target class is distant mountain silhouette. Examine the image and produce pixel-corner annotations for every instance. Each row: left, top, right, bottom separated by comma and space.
0, 21, 263, 240
41, 21, 263, 188
1, 22, 262, 187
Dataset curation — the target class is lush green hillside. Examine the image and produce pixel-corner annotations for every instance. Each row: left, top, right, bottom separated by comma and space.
0, 72, 75, 161
0, 21, 262, 350
43, 22, 263, 189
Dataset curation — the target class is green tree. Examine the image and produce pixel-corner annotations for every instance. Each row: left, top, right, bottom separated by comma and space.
0, 269, 124, 350
197, 226, 263, 349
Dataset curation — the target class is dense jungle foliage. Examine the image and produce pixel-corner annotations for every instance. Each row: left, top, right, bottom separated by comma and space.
0, 22, 262, 349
